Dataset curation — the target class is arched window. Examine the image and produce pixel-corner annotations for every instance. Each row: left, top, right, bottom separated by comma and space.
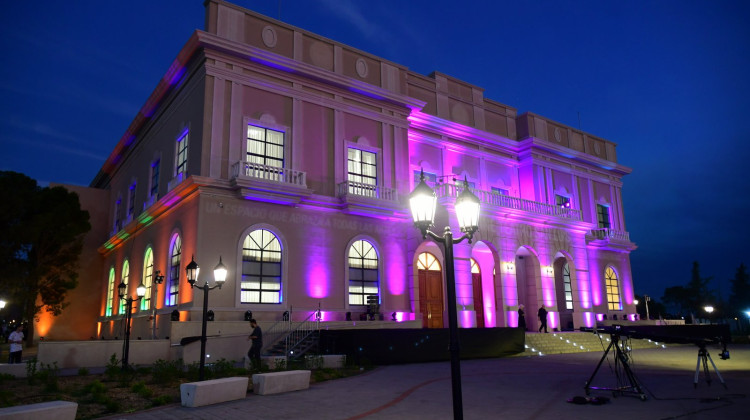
471, 258, 480, 274
105, 267, 115, 316
242, 229, 282, 303
563, 263, 573, 310
166, 234, 181, 306
348, 240, 379, 305
417, 252, 441, 271
119, 260, 130, 314
605, 266, 622, 310
141, 247, 154, 311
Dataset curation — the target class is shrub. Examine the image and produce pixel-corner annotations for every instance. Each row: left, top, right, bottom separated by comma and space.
150, 359, 184, 384
151, 395, 173, 406
131, 381, 153, 398
104, 354, 121, 381
78, 367, 89, 376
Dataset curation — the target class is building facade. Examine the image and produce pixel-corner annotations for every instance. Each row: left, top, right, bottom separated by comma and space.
49, 0, 637, 341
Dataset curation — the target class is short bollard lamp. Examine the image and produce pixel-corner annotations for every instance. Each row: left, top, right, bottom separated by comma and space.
118, 280, 146, 370
408, 169, 480, 420
186, 255, 227, 380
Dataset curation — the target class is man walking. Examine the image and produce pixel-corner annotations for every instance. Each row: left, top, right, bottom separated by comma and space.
537, 305, 549, 333
8, 324, 24, 363
247, 319, 263, 371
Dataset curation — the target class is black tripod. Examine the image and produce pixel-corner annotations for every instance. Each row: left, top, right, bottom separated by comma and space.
585, 333, 647, 400
694, 341, 726, 388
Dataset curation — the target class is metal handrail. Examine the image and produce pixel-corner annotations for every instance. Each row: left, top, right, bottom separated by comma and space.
589, 228, 630, 241
337, 181, 398, 201
284, 311, 320, 360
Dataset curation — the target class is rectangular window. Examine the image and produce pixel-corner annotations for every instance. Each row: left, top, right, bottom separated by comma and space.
127, 182, 136, 218
348, 148, 377, 197
113, 199, 122, 232
175, 132, 189, 176
491, 187, 509, 196
555, 194, 571, 208
247, 125, 284, 168
597, 204, 611, 229
150, 160, 160, 198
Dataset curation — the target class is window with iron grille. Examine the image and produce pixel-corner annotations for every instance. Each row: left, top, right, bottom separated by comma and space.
348, 148, 377, 196
597, 204, 611, 229
605, 266, 622, 311
563, 263, 573, 310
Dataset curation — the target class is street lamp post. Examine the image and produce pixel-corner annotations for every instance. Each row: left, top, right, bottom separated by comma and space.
644, 295, 651, 320
151, 270, 165, 339
408, 170, 480, 420
118, 280, 146, 371
186, 255, 227, 381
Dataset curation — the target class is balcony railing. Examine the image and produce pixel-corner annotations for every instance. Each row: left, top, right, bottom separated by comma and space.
231, 161, 307, 187
434, 183, 583, 221
167, 172, 186, 192
337, 181, 398, 202
589, 228, 630, 242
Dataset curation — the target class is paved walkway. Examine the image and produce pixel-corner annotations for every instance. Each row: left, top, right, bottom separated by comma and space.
108, 344, 750, 419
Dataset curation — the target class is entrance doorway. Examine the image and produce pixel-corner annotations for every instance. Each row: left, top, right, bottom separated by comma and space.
554, 258, 574, 331
418, 252, 443, 328
471, 258, 485, 328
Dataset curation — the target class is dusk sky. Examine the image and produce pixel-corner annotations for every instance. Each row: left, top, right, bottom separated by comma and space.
1, 1, 748, 305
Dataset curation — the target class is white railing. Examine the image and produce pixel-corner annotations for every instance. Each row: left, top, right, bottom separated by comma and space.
337, 181, 398, 201
434, 183, 583, 221
231, 161, 307, 187
589, 228, 630, 241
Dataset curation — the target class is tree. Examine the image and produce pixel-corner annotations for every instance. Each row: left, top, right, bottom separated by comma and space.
0, 171, 90, 346
661, 286, 690, 315
660, 261, 715, 322
729, 263, 750, 317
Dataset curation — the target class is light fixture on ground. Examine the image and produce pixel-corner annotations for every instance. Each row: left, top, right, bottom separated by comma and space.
186, 255, 227, 381
408, 169, 480, 420
118, 280, 146, 370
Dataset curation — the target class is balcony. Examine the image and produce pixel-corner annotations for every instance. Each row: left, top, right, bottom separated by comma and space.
337, 181, 401, 218
231, 161, 311, 205
434, 183, 583, 221
588, 228, 630, 241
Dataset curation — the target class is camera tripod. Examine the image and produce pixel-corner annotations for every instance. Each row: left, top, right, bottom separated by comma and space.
694, 341, 726, 388
584, 332, 647, 400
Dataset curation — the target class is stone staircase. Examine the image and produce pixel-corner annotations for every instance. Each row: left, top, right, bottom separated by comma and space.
518, 331, 670, 357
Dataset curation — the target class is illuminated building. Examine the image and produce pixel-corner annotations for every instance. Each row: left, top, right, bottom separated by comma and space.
51, 0, 637, 341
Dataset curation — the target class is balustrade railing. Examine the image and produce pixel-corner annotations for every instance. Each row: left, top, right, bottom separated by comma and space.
434, 183, 583, 221
337, 181, 398, 201
589, 228, 630, 241
231, 161, 307, 187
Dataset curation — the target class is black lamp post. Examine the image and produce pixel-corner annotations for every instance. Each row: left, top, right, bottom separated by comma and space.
408, 169, 480, 420
151, 270, 165, 339
186, 255, 227, 381
118, 280, 146, 371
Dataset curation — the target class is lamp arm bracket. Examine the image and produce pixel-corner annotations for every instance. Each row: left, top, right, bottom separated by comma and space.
453, 232, 474, 245
424, 230, 446, 244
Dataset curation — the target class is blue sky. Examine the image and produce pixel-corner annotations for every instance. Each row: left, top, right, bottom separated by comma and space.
1, 1, 748, 305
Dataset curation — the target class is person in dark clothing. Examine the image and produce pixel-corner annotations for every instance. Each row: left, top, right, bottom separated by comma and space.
538, 305, 549, 333
247, 319, 263, 371
517, 304, 526, 330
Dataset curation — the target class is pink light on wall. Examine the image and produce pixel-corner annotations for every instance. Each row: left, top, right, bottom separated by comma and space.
542, 267, 555, 307
484, 307, 495, 327
621, 269, 634, 305
460, 310, 474, 328
628, 313, 637, 322
386, 242, 405, 295
307, 263, 329, 298
596, 313, 604, 322
507, 310, 518, 328
395, 312, 414, 322
577, 270, 592, 309
584, 312, 595, 327
589, 263, 603, 307
312, 311, 330, 322
548, 311, 559, 329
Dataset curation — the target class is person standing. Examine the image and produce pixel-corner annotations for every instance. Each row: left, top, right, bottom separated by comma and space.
537, 305, 549, 333
8, 324, 24, 363
247, 319, 263, 371
517, 304, 526, 330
